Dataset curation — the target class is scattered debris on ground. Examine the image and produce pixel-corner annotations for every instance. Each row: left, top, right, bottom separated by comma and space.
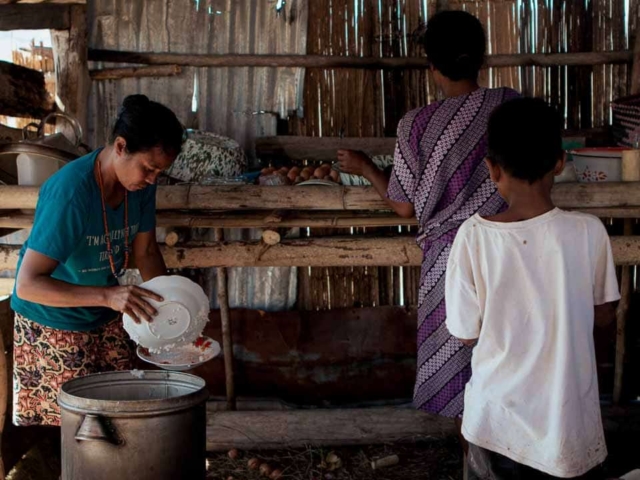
206, 438, 463, 480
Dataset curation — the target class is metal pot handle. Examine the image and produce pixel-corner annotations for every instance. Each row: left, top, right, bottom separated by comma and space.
37, 113, 84, 146
75, 414, 122, 445
21, 122, 40, 141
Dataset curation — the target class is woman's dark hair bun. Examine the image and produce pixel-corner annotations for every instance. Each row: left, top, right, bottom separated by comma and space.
110, 95, 184, 157
120, 94, 150, 112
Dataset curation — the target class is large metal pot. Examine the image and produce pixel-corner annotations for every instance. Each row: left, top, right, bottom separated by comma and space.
59, 370, 209, 480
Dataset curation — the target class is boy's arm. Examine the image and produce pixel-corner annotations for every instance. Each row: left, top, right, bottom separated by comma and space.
592, 222, 621, 326
594, 302, 617, 328
445, 227, 482, 343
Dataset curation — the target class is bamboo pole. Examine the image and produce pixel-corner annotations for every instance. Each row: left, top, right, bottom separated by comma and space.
215, 228, 236, 411
612, 30, 640, 405
90, 65, 182, 81
0, 309, 5, 480
0, 211, 418, 229
2, 236, 640, 269
5, 208, 640, 230
4, 183, 640, 212
88, 49, 633, 69
613, 220, 633, 404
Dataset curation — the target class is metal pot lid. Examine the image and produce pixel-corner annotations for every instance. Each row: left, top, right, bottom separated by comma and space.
0, 142, 78, 163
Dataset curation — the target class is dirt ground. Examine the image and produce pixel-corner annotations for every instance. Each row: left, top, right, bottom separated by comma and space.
205, 438, 463, 480
205, 418, 640, 480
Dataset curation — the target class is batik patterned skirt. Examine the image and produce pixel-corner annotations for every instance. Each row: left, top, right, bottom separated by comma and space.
413, 241, 474, 418
13, 313, 134, 427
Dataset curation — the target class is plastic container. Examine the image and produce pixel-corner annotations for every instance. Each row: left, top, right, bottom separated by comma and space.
16, 153, 62, 186
570, 147, 628, 183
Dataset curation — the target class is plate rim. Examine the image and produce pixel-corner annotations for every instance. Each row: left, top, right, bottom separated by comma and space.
136, 336, 221, 369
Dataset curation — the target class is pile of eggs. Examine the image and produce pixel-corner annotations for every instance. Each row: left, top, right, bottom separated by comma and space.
260, 163, 341, 184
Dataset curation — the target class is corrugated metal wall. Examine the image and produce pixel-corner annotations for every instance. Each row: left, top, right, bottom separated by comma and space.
86, 0, 308, 311
87, 0, 308, 158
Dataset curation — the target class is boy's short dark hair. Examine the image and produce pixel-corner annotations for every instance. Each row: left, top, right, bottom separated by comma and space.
422, 11, 485, 81
487, 98, 563, 183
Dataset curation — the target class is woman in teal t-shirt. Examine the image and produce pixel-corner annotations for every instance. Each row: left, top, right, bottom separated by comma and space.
11, 95, 184, 427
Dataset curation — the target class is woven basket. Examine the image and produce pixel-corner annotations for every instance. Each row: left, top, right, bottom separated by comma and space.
611, 94, 640, 147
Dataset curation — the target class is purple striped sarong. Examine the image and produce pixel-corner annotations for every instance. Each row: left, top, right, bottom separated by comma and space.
387, 87, 519, 417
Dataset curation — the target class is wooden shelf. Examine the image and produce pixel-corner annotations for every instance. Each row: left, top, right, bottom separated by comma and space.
2, 183, 640, 212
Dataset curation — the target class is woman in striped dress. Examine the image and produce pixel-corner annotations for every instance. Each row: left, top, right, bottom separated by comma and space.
337, 10, 519, 440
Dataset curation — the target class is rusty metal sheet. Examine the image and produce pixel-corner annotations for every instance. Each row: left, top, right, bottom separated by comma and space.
87, 0, 308, 163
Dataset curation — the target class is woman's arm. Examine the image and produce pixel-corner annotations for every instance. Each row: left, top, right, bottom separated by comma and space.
337, 150, 415, 218
16, 249, 163, 323
132, 230, 167, 282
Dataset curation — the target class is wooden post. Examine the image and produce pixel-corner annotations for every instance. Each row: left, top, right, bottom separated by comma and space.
613, 29, 640, 405
215, 228, 236, 411
613, 222, 632, 404
0, 61, 52, 118
51, 5, 90, 138
0, 308, 5, 480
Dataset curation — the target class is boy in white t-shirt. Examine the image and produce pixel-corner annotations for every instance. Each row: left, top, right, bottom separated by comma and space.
445, 98, 620, 479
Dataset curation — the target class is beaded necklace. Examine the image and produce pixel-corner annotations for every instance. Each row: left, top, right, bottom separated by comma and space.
96, 159, 129, 278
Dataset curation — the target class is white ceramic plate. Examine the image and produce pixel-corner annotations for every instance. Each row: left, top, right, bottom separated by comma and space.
137, 337, 221, 371
123, 276, 210, 351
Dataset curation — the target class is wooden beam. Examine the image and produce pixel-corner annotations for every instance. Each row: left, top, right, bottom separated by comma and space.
4, 183, 640, 212
0, 1, 85, 4
256, 132, 610, 162
51, 4, 89, 137
90, 65, 182, 81
0, 61, 52, 118
159, 185, 390, 211
0, 4, 70, 31
256, 136, 397, 162
88, 50, 633, 69
5, 236, 640, 270
0, 211, 418, 229
215, 229, 236, 411
159, 237, 423, 269
205, 407, 455, 451
3, 207, 640, 230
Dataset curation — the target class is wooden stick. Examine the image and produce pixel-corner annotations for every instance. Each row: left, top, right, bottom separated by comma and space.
90, 65, 182, 81
5, 183, 640, 212
0, 4, 71, 31
88, 49, 633, 69
0, 302, 6, 480
164, 229, 184, 248
261, 230, 282, 246
0, 60, 52, 118
632, 30, 640, 95
5, 207, 640, 230
51, 4, 89, 137
614, 245, 632, 404
1, 235, 639, 269
0, 211, 418, 229
257, 130, 610, 162
205, 407, 455, 451
612, 30, 640, 405
215, 228, 236, 411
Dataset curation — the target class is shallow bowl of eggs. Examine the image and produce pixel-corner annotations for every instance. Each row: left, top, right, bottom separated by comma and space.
260, 164, 341, 186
